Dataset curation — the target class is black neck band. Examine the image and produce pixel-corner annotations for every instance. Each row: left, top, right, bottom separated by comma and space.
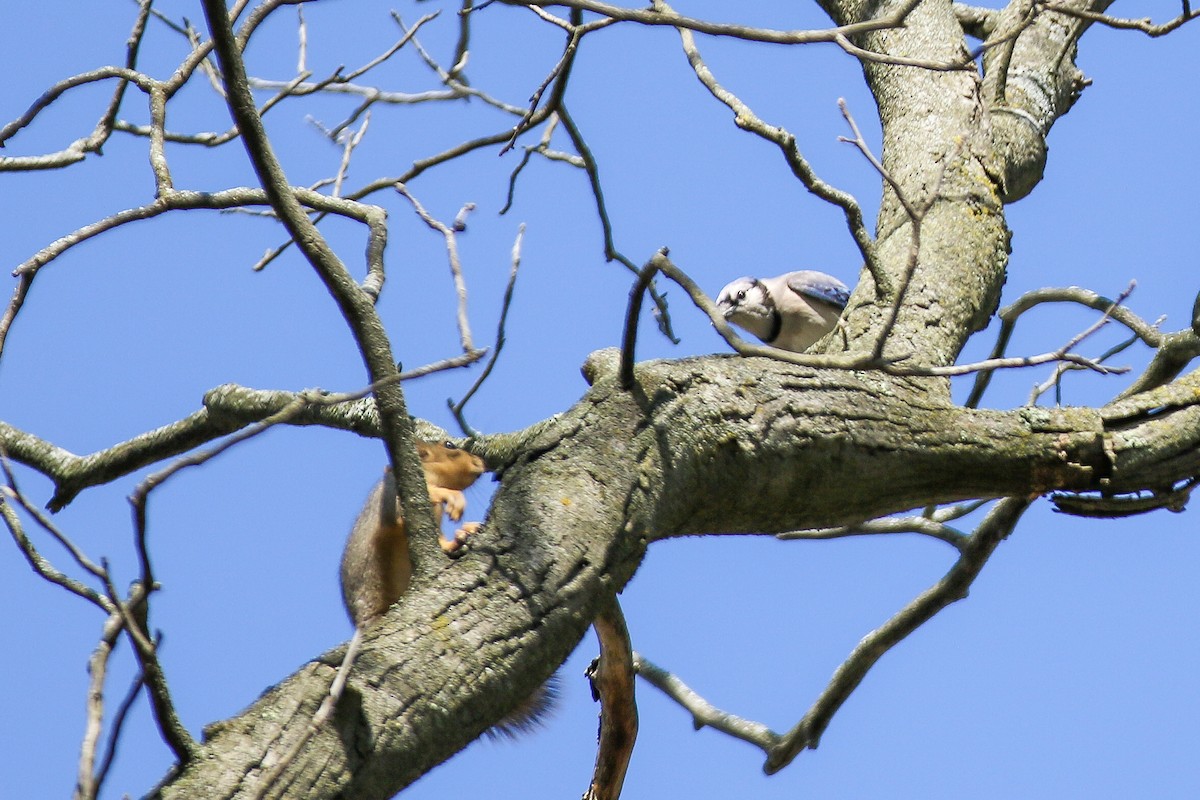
753, 279, 782, 343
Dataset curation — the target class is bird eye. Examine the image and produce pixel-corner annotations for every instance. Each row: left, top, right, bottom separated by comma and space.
736, 290, 746, 301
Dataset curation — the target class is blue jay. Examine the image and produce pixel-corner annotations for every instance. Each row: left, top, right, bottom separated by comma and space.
715, 270, 850, 352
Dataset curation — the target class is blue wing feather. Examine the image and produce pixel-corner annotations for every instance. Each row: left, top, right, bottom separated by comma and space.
785, 271, 850, 309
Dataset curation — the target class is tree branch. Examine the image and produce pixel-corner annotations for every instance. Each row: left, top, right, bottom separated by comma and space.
766, 496, 1032, 772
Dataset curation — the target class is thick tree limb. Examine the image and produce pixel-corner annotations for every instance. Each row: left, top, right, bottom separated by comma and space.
149, 350, 1200, 798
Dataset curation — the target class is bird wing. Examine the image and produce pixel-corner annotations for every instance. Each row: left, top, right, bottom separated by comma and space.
784, 270, 850, 309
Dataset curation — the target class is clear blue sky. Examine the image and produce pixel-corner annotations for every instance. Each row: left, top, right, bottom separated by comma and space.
2, 2, 1198, 798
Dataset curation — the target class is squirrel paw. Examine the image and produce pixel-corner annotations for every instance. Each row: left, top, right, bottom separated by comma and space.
431, 486, 467, 521
439, 522, 480, 554
440, 521, 480, 555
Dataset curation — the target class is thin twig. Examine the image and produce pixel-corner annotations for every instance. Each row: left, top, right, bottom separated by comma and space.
619, 256, 663, 390
13, 188, 387, 286
399, 10, 527, 115
634, 652, 779, 751
449, 225, 525, 435
0, 455, 107, 582
0, 488, 112, 612
776, 514, 968, 550
556, 105, 678, 343
93, 667, 146, 796
76, 607, 136, 800
0, 272, 32, 362
295, 3, 307, 73
966, 282, 1148, 407
93, 0, 154, 156
252, 627, 365, 799
96, 566, 195, 763
500, 114, 584, 214
1028, 331, 1141, 406
451, 0, 474, 83
395, 183, 477, 352
662, 4, 879, 296
838, 99, 947, 359
500, 8, 607, 154
1043, 2, 1200, 36
765, 497, 1032, 773
330, 112, 370, 198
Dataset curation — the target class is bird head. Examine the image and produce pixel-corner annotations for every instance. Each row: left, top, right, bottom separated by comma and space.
715, 277, 773, 326
715, 276, 780, 344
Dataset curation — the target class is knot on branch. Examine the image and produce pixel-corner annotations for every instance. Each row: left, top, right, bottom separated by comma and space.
583, 348, 622, 386
989, 106, 1046, 202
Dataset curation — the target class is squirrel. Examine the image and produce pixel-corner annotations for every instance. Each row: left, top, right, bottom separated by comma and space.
340, 439, 485, 625
338, 440, 556, 737
256, 441, 549, 791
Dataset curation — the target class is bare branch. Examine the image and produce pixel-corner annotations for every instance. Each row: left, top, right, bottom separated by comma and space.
450, 224, 525, 436
500, 8, 609, 154
97, 568, 195, 764
766, 496, 1033, 773
0, 454, 110, 596
501, 0, 926, 45
903, 282, 1143, 383
0, 356, 482, 513
295, 3, 307, 73
330, 112, 370, 199
448, 0, 475, 83
966, 283, 1159, 408
633, 652, 779, 751
1028, 328, 1142, 406
584, 597, 638, 800
1113, 328, 1200, 400
399, 11, 528, 115
662, 5, 880, 296
0, 66, 157, 170
1043, 2, 1200, 36
838, 98, 951, 360
982, 0, 1035, 104
93, 667, 146, 797
1051, 476, 1198, 518
776, 513, 968, 550
556, 105, 678, 342
76, 610, 130, 800
395, 184, 478, 352
0, 272, 32, 362
13, 188, 386, 285
94, 0, 154, 152
501, 114, 585, 211
619, 255, 662, 390
241, 7, 443, 146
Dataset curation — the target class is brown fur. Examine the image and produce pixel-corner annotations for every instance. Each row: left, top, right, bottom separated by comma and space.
339, 441, 484, 625
337, 441, 554, 736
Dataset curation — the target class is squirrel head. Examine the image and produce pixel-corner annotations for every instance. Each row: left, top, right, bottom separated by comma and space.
416, 440, 486, 490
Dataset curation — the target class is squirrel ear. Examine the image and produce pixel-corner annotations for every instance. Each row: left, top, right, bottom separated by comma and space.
415, 441, 431, 458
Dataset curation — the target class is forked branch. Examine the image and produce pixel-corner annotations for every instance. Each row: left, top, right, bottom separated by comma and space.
634, 497, 1032, 775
